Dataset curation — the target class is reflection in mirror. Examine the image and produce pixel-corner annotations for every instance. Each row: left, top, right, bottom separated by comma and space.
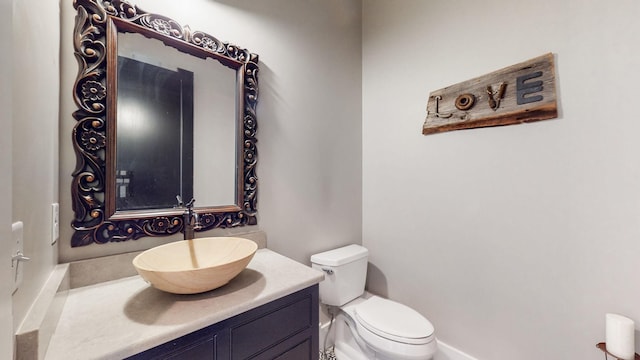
115, 32, 237, 211
116, 56, 195, 210
71, 0, 259, 246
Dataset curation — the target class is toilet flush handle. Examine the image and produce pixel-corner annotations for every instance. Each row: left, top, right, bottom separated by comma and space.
320, 268, 334, 275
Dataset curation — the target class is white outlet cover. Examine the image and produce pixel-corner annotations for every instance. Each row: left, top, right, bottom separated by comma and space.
11, 221, 23, 256
51, 203, 59, 244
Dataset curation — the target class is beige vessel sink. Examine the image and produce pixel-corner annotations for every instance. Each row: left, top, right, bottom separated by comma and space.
133, 237, 258, 294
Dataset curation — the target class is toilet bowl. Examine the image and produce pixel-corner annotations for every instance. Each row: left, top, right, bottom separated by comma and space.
311, 245, 437, 360
338, 295, 437, 360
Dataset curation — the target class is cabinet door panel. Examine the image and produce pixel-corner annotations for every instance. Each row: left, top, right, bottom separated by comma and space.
274, 339, 311, 360
230, 296, 312, 359
126, 333, 215, 360
165, 336, 214, 360
250, 336, 313, 360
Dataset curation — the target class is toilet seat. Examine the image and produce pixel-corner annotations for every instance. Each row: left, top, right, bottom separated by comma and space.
354, 296, 435, 345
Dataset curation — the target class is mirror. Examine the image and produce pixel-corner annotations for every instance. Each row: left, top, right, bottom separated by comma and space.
71, 0, 259, 246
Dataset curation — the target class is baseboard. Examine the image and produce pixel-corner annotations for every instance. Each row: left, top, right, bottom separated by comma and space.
435, 339, 479, 360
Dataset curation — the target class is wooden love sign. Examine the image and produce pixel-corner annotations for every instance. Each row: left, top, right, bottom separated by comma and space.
422, 53, 558, 135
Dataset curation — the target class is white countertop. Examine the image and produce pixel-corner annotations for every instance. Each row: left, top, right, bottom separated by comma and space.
45, 249, 324, 360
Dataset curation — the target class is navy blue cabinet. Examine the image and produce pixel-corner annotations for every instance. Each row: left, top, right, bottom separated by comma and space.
127, 285, 319, 360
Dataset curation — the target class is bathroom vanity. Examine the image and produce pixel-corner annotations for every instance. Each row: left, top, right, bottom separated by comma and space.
41, 249, 323, 360
128, 285, 318, 359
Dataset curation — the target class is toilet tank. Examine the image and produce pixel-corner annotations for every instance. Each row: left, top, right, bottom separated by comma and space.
310, 244, 368, 306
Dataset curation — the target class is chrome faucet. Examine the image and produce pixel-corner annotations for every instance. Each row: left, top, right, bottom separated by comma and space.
176, 195, 202, 240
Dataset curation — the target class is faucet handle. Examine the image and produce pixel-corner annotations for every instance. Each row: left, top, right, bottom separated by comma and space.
185, 198, 196, 208
192, 213, 202, 230
176, 195, 184, 207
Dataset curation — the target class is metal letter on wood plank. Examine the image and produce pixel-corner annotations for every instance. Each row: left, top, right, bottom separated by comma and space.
422, 53, 558, 135
516, 71, 544, 105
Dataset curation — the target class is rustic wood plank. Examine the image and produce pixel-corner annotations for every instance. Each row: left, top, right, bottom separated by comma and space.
422, 53, 558, 135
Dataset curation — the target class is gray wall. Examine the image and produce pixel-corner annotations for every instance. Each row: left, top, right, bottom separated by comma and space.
10, 0, 60, 342
58, 0, 363, 264
362, 1, 640, 359
1, 0, 14, 354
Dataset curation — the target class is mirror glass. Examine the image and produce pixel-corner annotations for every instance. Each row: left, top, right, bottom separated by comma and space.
115, 32, 237, 211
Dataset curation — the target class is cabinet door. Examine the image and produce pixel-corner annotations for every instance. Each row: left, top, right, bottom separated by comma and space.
228, 286, 318, 360
230, 295, 313, 359
274, 339, 311, 360
126, 326, 219, 360
164, 336, 215, 360
249, 337, 314, 360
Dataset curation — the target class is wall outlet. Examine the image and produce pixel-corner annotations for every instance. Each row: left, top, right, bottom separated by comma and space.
51, 203, 59, 245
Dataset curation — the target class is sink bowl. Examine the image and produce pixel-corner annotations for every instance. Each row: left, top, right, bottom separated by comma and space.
132, 237, 258, 294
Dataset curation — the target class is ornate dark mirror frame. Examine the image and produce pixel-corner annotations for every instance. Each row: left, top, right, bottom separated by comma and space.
71, 0, 258, 247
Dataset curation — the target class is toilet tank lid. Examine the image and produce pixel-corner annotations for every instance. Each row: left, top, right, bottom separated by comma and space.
310, 244, 368, 266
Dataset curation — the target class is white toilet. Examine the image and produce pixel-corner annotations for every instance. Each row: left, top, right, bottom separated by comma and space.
311, 244, 437, 360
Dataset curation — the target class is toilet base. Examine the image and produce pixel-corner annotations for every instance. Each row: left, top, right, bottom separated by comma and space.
334, 343, 364, 360
333, 315, 375, 360
321, 344, 362, 360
